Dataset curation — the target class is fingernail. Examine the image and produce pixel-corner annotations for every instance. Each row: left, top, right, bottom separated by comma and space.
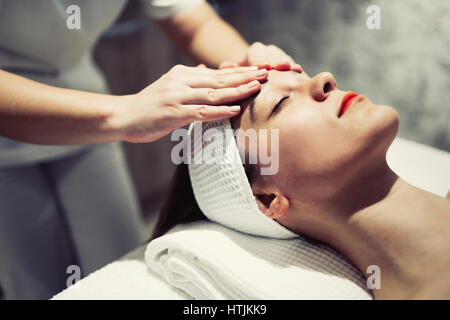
293, 64, 303, 73
275, 63, 291, 71
254, 68, 267, 77
247, 80, 260, 88
258, 64, 272, 70
229, 105, 241, 113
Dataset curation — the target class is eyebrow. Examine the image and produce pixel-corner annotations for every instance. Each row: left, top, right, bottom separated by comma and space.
248, 71, 306, 122
248, 79, 271, 123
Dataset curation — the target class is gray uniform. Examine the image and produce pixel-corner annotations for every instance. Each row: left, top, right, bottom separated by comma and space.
0, 0, 203, 299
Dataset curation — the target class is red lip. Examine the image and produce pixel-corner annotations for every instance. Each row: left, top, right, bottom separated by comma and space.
338, 91, 359, 117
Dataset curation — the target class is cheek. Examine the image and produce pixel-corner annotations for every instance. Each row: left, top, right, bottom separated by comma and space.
338, 104, 399, 166
273, 104, 399, 200
350, 104, 399, 144
273, 109, 346, 198
277, 108, 343, 174
272, 107, 371, 199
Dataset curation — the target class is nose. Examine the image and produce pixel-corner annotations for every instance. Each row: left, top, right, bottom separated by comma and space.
308, 72, 337, 102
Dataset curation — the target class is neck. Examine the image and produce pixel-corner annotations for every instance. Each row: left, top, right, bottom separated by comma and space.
314, 162, 450, 299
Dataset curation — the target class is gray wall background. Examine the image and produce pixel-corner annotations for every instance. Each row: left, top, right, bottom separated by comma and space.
218, 0, 450, 150
94, 0, 450, 224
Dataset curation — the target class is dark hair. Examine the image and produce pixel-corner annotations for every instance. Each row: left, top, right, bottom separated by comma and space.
151, 163, 205, 240
151, 161, 257, 240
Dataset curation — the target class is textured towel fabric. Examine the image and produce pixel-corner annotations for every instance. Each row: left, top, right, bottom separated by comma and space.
145, 221, 372, 300
187, 120, 297, 239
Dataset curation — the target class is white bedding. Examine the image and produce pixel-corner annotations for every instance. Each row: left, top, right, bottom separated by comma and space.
52, 137, 450, 300
53, 245, 191, 300
145, 221, 372, 300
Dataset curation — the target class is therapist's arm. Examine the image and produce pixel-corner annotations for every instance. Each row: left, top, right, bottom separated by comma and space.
157, 2, 302, 71
157, 2, 248, 68
0, 69, 121, 145
0, 65, 266, 145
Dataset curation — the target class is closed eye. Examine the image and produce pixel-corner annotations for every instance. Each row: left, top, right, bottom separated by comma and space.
270, 96, 289, 118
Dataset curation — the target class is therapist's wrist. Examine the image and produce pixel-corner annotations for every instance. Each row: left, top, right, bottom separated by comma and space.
105, 93, 159, 143
101, 94, 132, 143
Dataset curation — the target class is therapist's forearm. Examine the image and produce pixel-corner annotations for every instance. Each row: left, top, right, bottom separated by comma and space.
158, 2, 249, 68
0, 69, 124, 145
190, 17, 249, 67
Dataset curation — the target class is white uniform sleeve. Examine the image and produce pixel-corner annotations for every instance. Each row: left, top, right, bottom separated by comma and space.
142, 0, 205, 20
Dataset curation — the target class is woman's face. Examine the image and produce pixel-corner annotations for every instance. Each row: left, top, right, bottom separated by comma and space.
231, 70, 399, 214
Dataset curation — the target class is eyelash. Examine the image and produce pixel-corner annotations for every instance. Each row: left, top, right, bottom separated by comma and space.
272, 96, 289, 115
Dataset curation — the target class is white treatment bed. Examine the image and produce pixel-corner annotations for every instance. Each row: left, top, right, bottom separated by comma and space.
52, 137, 450, 300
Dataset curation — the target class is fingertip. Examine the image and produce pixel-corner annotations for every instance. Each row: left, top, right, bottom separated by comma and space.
274, 62, 291, 71
258, 64, 272, 70
229, 105, 241, 113
205, 105, 241, 122
246, 80, 261, 89
254, 68, 268, 79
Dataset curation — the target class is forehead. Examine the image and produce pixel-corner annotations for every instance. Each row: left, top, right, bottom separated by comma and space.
233, 70, 308, 126
264, 69, 307, 88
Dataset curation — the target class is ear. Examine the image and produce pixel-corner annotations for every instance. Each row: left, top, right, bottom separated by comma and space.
254, 192, 290, 220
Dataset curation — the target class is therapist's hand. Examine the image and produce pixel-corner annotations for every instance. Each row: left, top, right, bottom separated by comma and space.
114, 64, 267, 143
219, 42, 303, 73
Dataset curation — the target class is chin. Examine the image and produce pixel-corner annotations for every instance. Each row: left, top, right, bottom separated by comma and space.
336, 104, 399, 185
352, 104, 399, 175
368, 104, 399, 148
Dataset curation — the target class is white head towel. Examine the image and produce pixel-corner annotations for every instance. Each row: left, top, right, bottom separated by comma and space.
187, 119, 297, 239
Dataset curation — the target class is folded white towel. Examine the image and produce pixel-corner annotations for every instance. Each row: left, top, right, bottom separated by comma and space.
145, 221, 372, 300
